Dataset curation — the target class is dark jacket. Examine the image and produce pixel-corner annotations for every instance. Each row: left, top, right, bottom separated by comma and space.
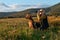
40, 14, 49, 30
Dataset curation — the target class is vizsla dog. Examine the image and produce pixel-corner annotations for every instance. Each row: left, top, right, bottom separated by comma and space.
25, 13, 41, 29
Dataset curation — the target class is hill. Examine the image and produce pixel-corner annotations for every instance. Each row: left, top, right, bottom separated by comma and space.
0, 8, 50, 18
9, 8, 50, 17
48, 3, 60, 16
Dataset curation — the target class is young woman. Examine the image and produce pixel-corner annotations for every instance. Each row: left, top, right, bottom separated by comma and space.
37, 9, 49, 30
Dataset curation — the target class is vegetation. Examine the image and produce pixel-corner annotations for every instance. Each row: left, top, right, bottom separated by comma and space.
0, 16, 60, 40
0, 3, 60, 40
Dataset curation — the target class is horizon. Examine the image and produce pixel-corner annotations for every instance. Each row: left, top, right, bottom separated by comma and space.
0, 0, 60, 12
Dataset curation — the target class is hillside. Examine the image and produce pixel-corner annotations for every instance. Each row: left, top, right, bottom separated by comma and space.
9, 8, 50, 17
48, 3, 60, 16
0, 8, 50, 18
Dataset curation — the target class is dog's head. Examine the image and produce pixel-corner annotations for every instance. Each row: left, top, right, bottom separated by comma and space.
25, 13, 31, 19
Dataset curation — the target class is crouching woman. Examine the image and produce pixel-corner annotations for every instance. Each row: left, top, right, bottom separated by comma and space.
37, 9, 49, 30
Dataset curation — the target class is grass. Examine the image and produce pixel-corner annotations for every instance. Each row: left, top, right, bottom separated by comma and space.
0, 16, 60, 40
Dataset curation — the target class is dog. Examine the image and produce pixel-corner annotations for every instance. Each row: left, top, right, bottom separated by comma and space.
25, 13, 41, 29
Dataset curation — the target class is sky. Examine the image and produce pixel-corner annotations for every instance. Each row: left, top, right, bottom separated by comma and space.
0, 0, 60, 12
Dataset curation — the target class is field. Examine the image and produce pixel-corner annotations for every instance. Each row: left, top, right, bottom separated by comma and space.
0, 16, 60, 40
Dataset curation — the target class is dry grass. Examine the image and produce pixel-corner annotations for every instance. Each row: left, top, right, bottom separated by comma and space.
0, 16, 60, 40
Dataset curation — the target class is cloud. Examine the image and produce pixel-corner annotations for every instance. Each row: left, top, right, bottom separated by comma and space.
25, 5, 40, 9
9, 4, 19, 9
0, 3, 49, 12
0, 3, 25, 12
0, 3, 9, 8
0, 4, 40, 12
0, 3, 18, 12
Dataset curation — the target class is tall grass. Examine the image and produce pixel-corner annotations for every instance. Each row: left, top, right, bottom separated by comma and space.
0, 16, 60, 40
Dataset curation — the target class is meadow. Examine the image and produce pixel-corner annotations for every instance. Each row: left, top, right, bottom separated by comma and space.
0, 16, 60, 40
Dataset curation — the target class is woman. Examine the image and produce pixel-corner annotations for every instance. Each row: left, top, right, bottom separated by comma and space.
37, 9, 49, 30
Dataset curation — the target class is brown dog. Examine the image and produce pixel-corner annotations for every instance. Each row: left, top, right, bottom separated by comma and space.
25, 13, 41, 29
